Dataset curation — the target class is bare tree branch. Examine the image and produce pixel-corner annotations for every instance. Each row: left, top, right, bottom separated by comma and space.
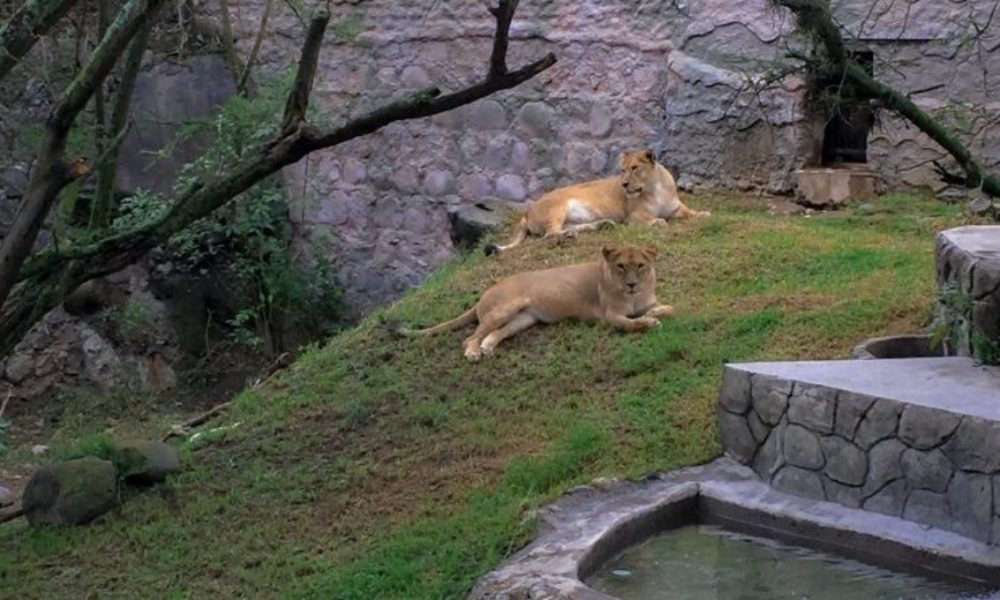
0, 1, 556, 358
236, 0, 274, 94
0, 0, 80, 82
488, 0, 518, 79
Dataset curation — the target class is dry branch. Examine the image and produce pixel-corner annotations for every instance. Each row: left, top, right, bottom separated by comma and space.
0, 1, 555, 358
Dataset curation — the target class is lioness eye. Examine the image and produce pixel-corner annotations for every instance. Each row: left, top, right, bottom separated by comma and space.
617, 263, 625, 270
637, 263, 645, 269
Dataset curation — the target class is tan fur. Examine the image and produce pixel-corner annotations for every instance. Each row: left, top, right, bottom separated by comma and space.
398, 245, 675, 361
486, 148, 709, 254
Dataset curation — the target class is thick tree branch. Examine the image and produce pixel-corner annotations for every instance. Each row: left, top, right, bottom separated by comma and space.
488, 0, 519, 78
774, 0, 1000, 197
0, 0, 79, 82
281, 9, 329, 133
0, 0, 166, 316
0, 2, 555, 358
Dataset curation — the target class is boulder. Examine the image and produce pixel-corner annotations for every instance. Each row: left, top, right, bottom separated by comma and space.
447, 199, 525, 248
117, 440, 181, 484
22, 457, 118, 526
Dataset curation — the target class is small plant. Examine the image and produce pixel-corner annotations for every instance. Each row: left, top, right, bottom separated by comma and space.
931, 282, 1000, 365
104, 295, 159, 345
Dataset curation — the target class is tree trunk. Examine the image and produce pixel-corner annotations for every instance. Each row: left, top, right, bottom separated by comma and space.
0, 0, 80, 82
774, 0, 1000, 197
0, 0, 166, 312
0, 2, 555, 358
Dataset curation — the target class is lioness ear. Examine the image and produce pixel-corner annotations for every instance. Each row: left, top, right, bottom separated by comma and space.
602, 246, 615, 262
643, 148, 655, 163
619, 152, 627, 167
644, 246, 658, 260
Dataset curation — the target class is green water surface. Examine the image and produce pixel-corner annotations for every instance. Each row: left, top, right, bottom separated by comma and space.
586, 525, 998, 600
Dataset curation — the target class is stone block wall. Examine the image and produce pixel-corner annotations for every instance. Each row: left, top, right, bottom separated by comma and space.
936, 226, 1000, 362
718, 365, 1000, 545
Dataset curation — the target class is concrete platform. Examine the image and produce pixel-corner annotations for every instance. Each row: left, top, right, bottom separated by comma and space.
718, 357, 1000, 545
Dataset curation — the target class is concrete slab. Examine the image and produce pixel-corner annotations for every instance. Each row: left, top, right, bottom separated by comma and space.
731, 357, 1000, 420
940, 226, 1000, 259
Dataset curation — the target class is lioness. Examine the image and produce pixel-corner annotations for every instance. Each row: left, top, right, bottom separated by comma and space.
396, 245, 674, 361
484, 149, 709, 255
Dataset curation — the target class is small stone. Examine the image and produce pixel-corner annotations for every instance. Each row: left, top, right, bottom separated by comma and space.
863, 438, 905, 496
31, 445, 49, 456
513, 102, 556, 137
948, 471, 993, 543
495, 174, 527, 202
821, 437, 868, 486
464, 99, 508, 131
942, 416, 1000, 473
458, 173, 491, 200
117, 440, 180, 484
399, 65, 431, 89
611, 569, 631, 577
898, 405, 961, 450
854, 399, 902, 450
904, 490, 952, 531
4, 353, 33, 384
589, 103, 613, 138
718, 367, 751, 415
423, 170, 456, 197
718, 410, 757, 464
787, 384, 836, 434
863, 479, 907, 518
834, 391, 874, 439
900, 448, 953, 492
485, 138, 511, 170
510, 142, 532, 170
751, 374, 792, 425
342, 158, 367, 184
391, 166, 420, 194
783, 425, 824, 470
773, 466, 824, 499
822, 478, 862, 508
22, 457, 118, 526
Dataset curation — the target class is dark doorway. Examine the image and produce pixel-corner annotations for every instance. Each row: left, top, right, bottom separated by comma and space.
821, 51, 874, 165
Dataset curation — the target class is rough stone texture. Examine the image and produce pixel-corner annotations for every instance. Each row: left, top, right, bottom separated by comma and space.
718, 410, 757, 464
117, 440, 181, 484
936, 227, 1000, 362
473, 458, 1000, 599
787, 384, 836, 434
794, 166, 876, 208
900, 448, 953, 493
783, 425, 824, 470
21, 458, 118, 526
898, 405, 961, 450
750, 374, 792, 425
904, 490, 953, 531
719, 358, 1000, 545
821, 436, 867, 486
854, 398, 902, 450
0, 485, 14, 507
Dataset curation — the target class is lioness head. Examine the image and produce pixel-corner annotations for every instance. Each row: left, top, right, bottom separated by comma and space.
602, 245, 657, 296
620, 148, 657, 196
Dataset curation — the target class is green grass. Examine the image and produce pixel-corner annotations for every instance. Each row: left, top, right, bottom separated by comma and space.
0, 192, 976, 599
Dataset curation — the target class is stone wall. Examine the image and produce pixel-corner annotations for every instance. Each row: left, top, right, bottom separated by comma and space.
202, 0, 1000, 313
717, 360, 1000, 546
936, 226, 1000, 362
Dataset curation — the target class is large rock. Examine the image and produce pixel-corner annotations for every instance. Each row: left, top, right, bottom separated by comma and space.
117, 440, 180, 484
0, 484, 14, 507
821, 436, 867, 486
786, 383, 835, 433
447, 199, 525, 248
750, 374, 791, 425
900, 448, 953, 492
718, 410, 757, 464
772, 465, 824, 499
898, 405, 961, 450
853, 398, 901, 449
22, 458, 118, 526
783, 424, 824, 470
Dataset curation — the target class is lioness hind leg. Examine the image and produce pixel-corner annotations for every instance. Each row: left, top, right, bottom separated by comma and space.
644, 304, 675, 319
675, 203, 710, 218
480, 312, 537, 355
463, 298, 530, 362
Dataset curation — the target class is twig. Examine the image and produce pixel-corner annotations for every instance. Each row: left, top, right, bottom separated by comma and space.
236, 0, 272, 94
0, 385, 11, 422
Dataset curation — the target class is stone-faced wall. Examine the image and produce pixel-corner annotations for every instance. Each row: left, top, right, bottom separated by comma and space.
936, 226, 1000, 363
718, 360, 1000, 546
201, 0, 1000, 313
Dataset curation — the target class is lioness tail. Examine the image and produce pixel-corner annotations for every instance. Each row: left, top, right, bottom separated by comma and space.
394, 306, 478, 337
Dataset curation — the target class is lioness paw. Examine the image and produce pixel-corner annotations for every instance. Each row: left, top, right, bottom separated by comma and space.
465, 349, 482, 362
638, 316, 660, 330
697, 210, 711, 217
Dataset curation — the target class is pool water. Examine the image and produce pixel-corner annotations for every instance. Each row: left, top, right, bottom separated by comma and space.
586, 525, 998, 600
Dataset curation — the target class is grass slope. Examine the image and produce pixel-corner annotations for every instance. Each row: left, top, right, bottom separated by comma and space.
0, 193, 973, 599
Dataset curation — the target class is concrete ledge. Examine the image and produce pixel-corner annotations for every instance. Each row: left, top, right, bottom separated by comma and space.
795, 166, 877, 208
470, 459, 1000, 599
718, 357, 1000, 545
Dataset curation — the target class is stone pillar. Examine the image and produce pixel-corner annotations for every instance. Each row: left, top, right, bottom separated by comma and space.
936, 226, 1000, 364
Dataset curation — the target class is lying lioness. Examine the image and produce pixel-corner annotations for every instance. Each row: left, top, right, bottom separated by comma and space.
396, 245, 674, 361
485, 149, 709, 255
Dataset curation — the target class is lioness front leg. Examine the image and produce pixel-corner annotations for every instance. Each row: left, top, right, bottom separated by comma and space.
604, 312, 660, 333
643, 304, 675, 319
627, 212, 667, 226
